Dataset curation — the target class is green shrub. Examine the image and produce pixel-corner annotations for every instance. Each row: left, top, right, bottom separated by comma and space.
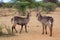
41, 2, 57, 13
56, 2, 60, 7
5, 26, 12, 35
2, 3, 13, 8
34, 2, 57, 14
0, 25, 3, 36
13, 1, 29, 16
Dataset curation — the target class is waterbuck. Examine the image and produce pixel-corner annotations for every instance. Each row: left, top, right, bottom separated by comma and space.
36, 12, 54, 36
11, 11, 31, 33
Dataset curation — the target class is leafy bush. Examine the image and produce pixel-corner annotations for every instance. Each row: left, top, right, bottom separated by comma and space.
39, 2, 57, 13
0, 24, 13, 36
34, 2, 57, 14
5, 26, 12, 35
35, 2, 44, 10
2, 3, 13, 8
0, 25, 3, 36
13, 1, 29, 16
56, 2, 60, 7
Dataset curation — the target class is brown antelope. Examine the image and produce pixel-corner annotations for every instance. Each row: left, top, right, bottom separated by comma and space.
11, 11, 31, 33
36, 12, 54, 36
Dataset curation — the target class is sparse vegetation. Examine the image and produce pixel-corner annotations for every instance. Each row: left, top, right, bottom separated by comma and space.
56, 2, 60, 7
42, 2, 57, 13
13, 1, 29, 15
2, 3, 13, 8
5, 26, 12, 35
0, 24, 13, 36
35, 2, 57, 13
0, 25, 3, 36
0, 0, 58, 15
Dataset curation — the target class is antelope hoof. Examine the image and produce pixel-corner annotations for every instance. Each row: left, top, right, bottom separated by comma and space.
16, 31, 18, 33
26, 31, 28, 33
50, 34, 52, 37
42, 32, 44, 34
46, 32, 47, 34
19, 31, 22, 34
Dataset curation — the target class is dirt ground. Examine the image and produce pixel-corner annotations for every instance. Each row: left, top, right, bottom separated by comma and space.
0, 8, 60, 40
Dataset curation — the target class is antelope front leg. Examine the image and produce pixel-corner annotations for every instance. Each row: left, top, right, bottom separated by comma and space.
12, 25, 17, 33
25, 25, 28, 33
50, 27, 52, 36
49, 23, 53, 36
20, 24, 23, 33
45, 25, 47, 34
14, 27, 18, 33
12, 26, 14, 33
42, 24, 44, 34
